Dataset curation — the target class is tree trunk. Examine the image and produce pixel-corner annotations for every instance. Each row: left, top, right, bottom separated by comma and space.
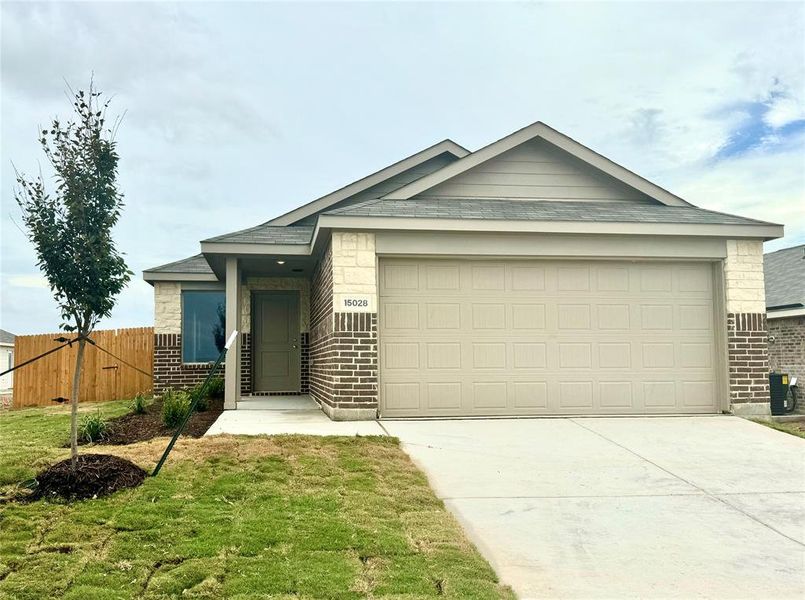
70, 337, 87, 467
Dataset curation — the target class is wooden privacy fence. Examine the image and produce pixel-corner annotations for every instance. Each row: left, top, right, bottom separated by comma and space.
13, 327, 153, 408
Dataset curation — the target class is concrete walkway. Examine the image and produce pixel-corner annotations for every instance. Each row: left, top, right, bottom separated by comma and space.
383, 417, 805, 600
204, 396, 386, 436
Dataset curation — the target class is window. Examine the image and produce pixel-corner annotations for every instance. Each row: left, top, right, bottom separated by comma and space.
182, 291, 226, 363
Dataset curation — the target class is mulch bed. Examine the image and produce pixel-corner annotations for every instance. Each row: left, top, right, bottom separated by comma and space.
30, 454, 147, 500
80, 397, 224, 446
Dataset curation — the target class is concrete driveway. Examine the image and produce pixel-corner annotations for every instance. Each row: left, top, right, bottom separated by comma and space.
383, 417, 805, 599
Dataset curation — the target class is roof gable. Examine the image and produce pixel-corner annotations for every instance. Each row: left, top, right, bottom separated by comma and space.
268, 139, 468, 226
382, 122, 692, 207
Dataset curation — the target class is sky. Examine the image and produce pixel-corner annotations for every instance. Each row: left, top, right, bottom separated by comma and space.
2, 1, 804, 335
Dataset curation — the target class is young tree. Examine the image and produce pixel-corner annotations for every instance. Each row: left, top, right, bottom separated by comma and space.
14, 82, 131, 466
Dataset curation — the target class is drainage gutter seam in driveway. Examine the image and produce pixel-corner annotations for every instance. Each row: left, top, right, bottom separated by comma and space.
569, 418, 805, 548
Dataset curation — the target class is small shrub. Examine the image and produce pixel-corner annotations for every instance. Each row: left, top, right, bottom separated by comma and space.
161, 389, 191, 428
79, 412, 108, 443
188, 384, 209, 412
206, 377, 225, 399
130, 393, 149, 415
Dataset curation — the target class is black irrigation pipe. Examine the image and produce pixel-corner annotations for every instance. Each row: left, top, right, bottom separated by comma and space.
152, 330, 238, 478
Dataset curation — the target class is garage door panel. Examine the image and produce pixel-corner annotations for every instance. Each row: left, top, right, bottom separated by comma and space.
472, 382, 509, 409
513, 382, 548, 408
383, 264, 420, 290
513, 343, 547, 369
472, 303, 507, 329
512, 304, 546, 329
640, 304, 674, 329
471, 264, 506, 290
383, 342, 420, 370
557, 304, 592, 329
425, 303, 461, 329
679, 304, 712, 330
599, 381, 634, 408
425, 264, 460, 290
597, 304, 631, 329
511, 266, 546, 290
596, 266, 630, 291
426, 342, 462, 369
380, 259, 719, 417
599, 343, 632, 369
425, 382, 462, 410
382, 302, 419, 330
557, 266, 591, 291
559, 381, 594, 408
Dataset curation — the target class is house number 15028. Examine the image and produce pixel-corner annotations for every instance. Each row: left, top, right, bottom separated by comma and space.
344, 298, 368, 307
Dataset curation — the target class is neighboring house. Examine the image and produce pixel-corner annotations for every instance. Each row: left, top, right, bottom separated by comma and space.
144, 121, 783, 420
765, 244, 805, 380
0, 329, 15, 393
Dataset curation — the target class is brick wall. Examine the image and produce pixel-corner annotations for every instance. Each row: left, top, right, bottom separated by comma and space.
154, 333, 226, 394
309, 244, 335, 406
155, 332, 258, 396
768, 316, 805, 377
726, 313, 770, 409
329, 313, 377, 411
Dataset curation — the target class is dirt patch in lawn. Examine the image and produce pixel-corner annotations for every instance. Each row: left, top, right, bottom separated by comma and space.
30, 454, 147, 500
80, 398, 223, 446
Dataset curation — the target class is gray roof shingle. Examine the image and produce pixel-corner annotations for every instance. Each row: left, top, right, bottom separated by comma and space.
324, 198, 775, 226
145, 254, 213, 274
764, 244, 805, 310
203, 224, 314, 245
0, 329, 14, 345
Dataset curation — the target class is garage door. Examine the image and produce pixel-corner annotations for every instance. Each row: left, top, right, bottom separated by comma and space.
379, 258, 720, 417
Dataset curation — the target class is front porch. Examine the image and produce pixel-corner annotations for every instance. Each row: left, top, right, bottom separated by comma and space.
218, 255, 314, 410
205, 394, 386, 436
216, 234, 379, 421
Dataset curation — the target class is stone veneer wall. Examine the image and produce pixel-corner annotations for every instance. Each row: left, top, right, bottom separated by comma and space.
724, 240, 770, 415
768, 316, 805, 380
309, 233, 379, 419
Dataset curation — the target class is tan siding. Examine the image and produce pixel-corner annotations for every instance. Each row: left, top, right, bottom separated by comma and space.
323, 153, 457, 212
422, 139, 655, 203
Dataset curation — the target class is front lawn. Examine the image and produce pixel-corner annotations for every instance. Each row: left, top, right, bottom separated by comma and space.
0, 402, 513, 599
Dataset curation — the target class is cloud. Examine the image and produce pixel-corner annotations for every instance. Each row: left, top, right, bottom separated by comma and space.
7, 275, 49, 289
1, 1, 803, 334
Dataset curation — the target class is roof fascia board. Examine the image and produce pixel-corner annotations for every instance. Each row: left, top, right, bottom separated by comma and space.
767, 307, 805, 319
382, 122, 691, 207
199, 242, 312, 255
142, 272, 219, 284
268, 140, 469, 227
316, 214, 784, 240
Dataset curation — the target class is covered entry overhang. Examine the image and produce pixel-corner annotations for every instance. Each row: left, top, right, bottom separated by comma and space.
201, 240, 319, 409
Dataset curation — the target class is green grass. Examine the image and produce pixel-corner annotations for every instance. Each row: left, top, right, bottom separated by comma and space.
0, 402, 513, 599
753, 418, 805, 439
0, 400, 131, 489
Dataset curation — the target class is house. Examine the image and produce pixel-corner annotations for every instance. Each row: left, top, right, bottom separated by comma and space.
0, 329, 15, 394
144, 121, 783, 420
765, 244, 805, 381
